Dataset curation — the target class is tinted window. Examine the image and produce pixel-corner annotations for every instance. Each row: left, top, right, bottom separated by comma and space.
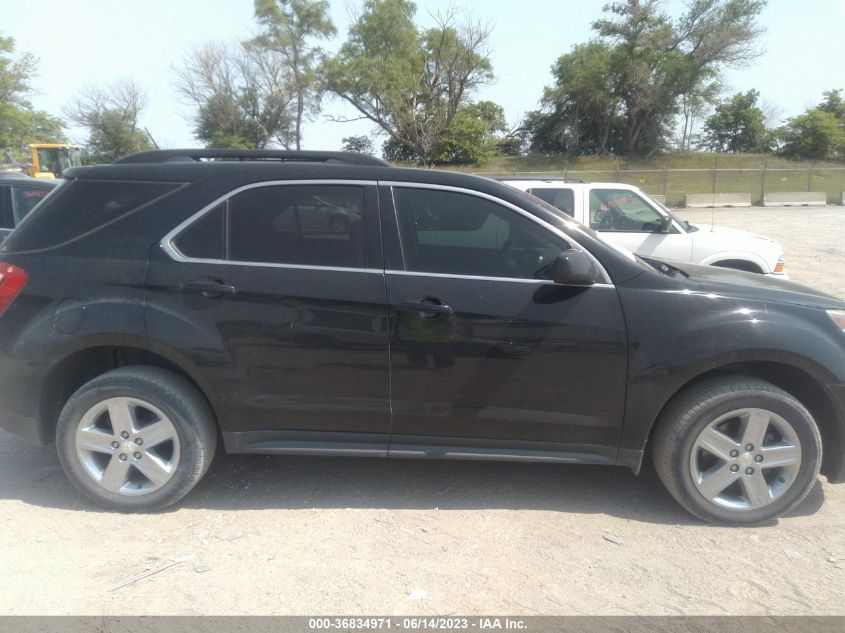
174, 203, 225, 260
5, 180, 180, 251
393, 187, 566, 279
528, 188, 574, 216
227, 185, 365, 267
589, 189, 664, 232
0, 187, 12, 230
10, 185, 51, 223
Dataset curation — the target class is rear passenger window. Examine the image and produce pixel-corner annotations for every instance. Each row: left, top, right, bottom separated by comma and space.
226, 185, 365, 268
174, 204, 224, 260
528, 188, 574, 217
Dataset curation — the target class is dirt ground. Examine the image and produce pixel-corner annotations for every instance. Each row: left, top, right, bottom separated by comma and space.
0, 206, 843, 616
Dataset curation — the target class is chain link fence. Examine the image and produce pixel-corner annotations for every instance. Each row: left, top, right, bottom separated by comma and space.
461, 166, 845, 207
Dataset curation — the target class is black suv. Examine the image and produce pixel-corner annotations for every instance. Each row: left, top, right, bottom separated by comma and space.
0, 149, 843, 524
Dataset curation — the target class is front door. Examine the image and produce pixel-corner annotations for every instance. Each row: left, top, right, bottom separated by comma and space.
381, 184, 628, 462
145, 181, 391, 455
588, 187, 692, 261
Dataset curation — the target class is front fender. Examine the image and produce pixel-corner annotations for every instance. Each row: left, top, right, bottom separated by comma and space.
616, 278, 845, 462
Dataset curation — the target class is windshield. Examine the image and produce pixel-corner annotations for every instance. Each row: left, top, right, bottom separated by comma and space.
644, 194, 698, 232
35, 147, 81, 178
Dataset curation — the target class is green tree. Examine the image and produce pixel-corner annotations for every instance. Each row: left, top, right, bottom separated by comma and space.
253, 0, 336, 150
527, 0, 766, 156
324, 0, 493, 162
524, 41, 621, 155
174, 42, 294, 149
0, 33, 66, 161
818, 89, 845, 122
777, 109, 845, 160
701, 89, 770, 153
430, 101, 507, 164
341, 135, 374, 154
65, 80, 153, 163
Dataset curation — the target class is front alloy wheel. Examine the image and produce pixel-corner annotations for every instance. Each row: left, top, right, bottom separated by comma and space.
654, 377, 822, 524
689, 408, 801, 510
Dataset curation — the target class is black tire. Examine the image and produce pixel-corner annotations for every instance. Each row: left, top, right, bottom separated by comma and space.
56, 366, 217, 512
653, 376, 822, 525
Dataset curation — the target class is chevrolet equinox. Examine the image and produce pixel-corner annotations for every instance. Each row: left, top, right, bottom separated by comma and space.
0, 149, 843, 524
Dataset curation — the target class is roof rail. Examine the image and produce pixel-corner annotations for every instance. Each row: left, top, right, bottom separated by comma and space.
114, 149, 390, 167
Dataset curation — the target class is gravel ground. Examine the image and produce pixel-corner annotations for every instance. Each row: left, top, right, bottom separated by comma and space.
0, 206, 843, 616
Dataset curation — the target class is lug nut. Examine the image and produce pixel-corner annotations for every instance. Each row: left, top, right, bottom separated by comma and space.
111, 441, 119, 449
134, 438, 143, 445
745, 467, 754, 475
745, 444, 754, 451
730, 465, 739, 472
730, 450, 739, 458
121, 431, 130, 439
133, 452, 142, 459
119, 454, 127, 461
754, 455, 763, 462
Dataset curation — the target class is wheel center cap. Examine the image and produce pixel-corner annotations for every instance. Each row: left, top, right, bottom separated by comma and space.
123, 441, 136, 454
738, 452, 753, 467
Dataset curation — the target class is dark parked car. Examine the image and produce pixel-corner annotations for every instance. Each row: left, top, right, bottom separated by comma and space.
0, 173, 57, 241
0, 149, 843, 524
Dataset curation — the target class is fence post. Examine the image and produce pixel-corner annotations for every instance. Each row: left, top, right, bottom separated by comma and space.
760, 163, 767, 206
808, 165, 814, 192
712, 159, 718, 196
662, 165, 668, 199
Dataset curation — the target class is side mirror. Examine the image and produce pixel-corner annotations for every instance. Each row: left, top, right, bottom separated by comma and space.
553, 250, 600, 286
658, 215, 673, 233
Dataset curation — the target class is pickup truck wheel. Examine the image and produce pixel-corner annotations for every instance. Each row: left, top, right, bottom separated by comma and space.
653, 377, 821, 525
56, 366, 217, 512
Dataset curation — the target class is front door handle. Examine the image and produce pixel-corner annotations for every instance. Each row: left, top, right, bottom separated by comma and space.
398, 299, 454, 316
180, 279, 237, 298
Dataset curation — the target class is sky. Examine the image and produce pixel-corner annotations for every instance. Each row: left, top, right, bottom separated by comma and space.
3, 0, 845, 152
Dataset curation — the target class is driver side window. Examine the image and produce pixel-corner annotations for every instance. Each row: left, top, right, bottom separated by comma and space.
393, 187, 568, 280
589, 189, 666, 233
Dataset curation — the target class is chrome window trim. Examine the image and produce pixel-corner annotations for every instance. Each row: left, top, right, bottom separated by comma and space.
161, 178, 613, 285
385, 269, 614, 288
382, 181, 613, 285
160, 179, 378, 272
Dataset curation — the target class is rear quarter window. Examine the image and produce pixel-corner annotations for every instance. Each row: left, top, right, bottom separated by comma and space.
2, 179, 181, 252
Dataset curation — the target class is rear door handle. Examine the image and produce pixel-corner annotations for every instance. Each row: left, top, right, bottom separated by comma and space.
397, 299, 454, 316
180, 279, 237, 298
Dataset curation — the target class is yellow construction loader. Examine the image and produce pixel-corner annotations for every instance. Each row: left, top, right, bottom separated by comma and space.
26, 144, 82, 178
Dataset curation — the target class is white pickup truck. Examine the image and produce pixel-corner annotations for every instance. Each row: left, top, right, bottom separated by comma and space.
500, 178, 787, 277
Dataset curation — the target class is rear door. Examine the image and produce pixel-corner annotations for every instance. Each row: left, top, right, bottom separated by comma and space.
145, 180, 391, 455
380, 183, 628, 462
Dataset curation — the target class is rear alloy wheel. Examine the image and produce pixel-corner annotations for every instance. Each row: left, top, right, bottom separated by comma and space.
57, 366, 217, 512
654, 377, 822, 524
74, 397, 182, 496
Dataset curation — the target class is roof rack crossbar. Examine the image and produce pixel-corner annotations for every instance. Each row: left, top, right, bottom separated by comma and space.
114, 149, 389, 167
